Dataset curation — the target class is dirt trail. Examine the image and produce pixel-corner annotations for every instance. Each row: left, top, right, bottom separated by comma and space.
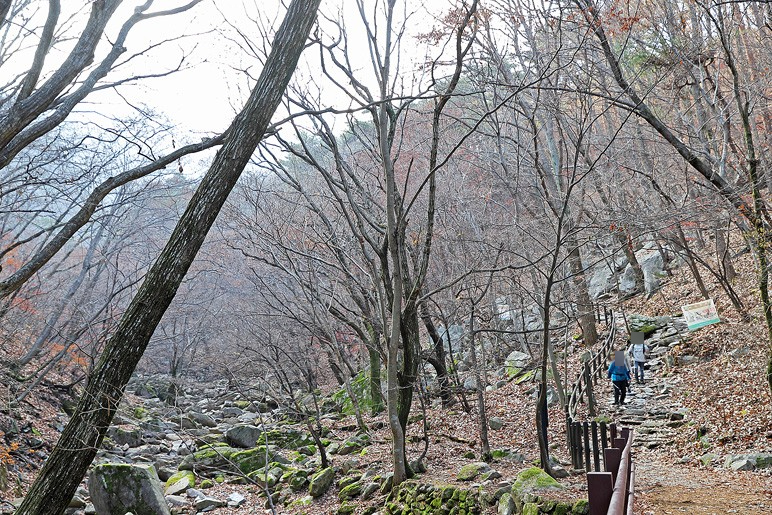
635, 460, 772, 514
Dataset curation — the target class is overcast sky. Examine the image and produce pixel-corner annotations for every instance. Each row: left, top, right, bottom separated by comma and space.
103, 0, 456, 137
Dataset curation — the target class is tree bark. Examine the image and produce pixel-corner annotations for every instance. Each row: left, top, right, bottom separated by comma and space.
420, 307, 452, 405
15, 2, 320, 513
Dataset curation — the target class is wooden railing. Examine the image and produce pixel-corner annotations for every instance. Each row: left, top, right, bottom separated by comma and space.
587, 427, 635, 515
563, 308, 635, 514
567, 309, 616, 420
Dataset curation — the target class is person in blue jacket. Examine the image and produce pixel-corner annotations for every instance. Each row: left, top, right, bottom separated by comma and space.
608, 350, 632, 405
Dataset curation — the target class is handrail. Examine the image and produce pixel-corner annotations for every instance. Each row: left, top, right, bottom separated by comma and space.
607, 430, 633, 514
587, 428, 634, 515
568, 310, 616, 419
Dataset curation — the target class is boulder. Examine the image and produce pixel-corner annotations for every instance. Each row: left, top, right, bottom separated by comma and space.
338, 481, 363, 501
227, 492, 246, 507
257, 428, 315, 449
194, 496, 226, 511
179, 444, 240, 473
187, 412, 217, 428
638, 251, 665, 294
505, 351, 532, 377
489, 417, 504, 431
498, 492, 515, 515
107, 427, 143, 448
729, 458, 755, 471
588, 266, 615, 299
309, 467, 335, 497
88, 463, 170, 515
619, 265, 640, 296
457, 462, 491, 481
164, 470, 195, 495
225, 425, 264, 448
511, 466, 563, 503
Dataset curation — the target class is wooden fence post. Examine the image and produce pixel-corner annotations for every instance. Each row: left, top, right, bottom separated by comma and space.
583, 421, 591, 471
587, 472, 614, 515
591, 421, 600, 472
584, 363, 596, 417
604, 447, 622, 482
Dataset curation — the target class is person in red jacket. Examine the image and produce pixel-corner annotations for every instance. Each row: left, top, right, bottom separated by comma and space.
607, 350, 632, 405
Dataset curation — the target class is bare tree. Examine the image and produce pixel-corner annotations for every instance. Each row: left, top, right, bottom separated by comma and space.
15, 1, 321, 512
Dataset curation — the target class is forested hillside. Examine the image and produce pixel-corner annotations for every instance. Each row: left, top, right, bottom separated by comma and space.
0, 0, 770, 514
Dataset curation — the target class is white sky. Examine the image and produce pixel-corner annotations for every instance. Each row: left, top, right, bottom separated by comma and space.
102, 0, 459, 137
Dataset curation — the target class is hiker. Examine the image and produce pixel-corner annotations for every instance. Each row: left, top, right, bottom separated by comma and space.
607, 350, 631, 406
627, 335, 650, 384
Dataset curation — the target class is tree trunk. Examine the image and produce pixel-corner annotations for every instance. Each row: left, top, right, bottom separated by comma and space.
715, 217, 737, 283
672, 223, 710, 299
566, 234, 597, 346
367, 333, 385, 414
468, 307, 491, 461
420, 307, 452, 406
15, 2, 321, 513
397, 303, 421, 434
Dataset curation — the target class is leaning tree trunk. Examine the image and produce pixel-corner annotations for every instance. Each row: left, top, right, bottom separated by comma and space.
15, 2, 321, 513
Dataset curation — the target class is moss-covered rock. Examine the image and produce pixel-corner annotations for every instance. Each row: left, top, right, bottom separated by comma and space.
164, 470, 195, 490
457, 461, 491, 481
179, 445, 240, 472
522, 502, 540, 515
164, 470, 195, 495
258, 429, 315, 449
338, 481, 363, 501
512, 467, 562, 495
288, 495, 313, 508
88, 463, 170, 515
232, 446, 284, 474
309, 467, 335, 497
572, 499, 589, 514
338, 472, 363, 489
385, 480, 481, 514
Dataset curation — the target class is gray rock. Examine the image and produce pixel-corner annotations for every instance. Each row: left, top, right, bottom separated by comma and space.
227, 492, 246, 507
361, 482, 380, 500
194, 496, 226, 512
88, 463, 170, 515
164, 476, 191, 496
498, 492, 515, 515
309, 467, 335, 497
463, 376, 478, 390
489, 417, 504, 431
504, 351, 532, 370
638, 251, 664, 294
619, 264, 640, 296
221, 406, 243, 418
68, 494, 87, 509
188, 412, 217, 428
225, 425, 264, 448
107, 427, 143, 448
730, 458, 755, 471
165, 495, 187, 506
457, 462, 491, 481
589, 266, 615, 299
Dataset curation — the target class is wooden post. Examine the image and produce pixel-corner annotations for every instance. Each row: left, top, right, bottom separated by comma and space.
583, 421, 591, 472
575, 423, 584, 470
600, 421, 608, 454
604, 446, 622, 482
584, 363, 596, 417
587, 472, 614, 515
591, 421, 600, 472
